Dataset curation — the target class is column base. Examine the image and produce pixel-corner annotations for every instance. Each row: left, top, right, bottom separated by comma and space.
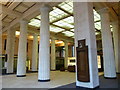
17, 75, 26, 77
31, 71, 38, 72
27, 71, 38, 73
76, 85, 99, 89
2, 73, 14, 75
104, 77, 117, 79
116, 72, 120, 74
6, 73, 14, 74
38, 79, 50, 82
51, 70, 56, 71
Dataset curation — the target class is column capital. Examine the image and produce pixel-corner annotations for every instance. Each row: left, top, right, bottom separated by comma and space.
51, 37, 56, 40
33, 33, 38, 37
7, 27, 16, 35
64, 40, 69, 44
111, 20, 118, 26
20, 19, 29, 24
97, 7, 110, 14
40, 4, 52, 13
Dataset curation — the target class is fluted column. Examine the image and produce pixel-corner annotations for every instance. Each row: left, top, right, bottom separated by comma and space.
38, 5, 51, 82
99, 8, 116, 78
51, 37, 56, 70
17, 20, 28, 77
74, 2, 99, 88
31, 34, 38, 71
6, 28, 15, 73
0, 29, 2, 55
64, 41, 68, 69
112, 21, 120, 73
0, 31, 1, 75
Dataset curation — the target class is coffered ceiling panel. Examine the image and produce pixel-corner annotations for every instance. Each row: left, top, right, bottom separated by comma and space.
14, 4, 29, 13
1, 0, 119, 40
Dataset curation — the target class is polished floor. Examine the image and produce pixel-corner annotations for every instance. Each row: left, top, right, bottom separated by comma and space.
53, 75, 120, 89
2, 71, 76, 88
2, 71, 105, 89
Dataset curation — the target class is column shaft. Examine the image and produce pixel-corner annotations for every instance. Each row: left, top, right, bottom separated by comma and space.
32, 34, 38, 71
0, 31, 1, 75
38, 5, 51, 81
6, 29, 15, 73
74, 2, 99, 88
0, 29, 2, 55
17, 20, 28, 77
64, 42, 68, 69
112, 21, 120, 73
100, 8, 116, 78
51, 38, 56, 70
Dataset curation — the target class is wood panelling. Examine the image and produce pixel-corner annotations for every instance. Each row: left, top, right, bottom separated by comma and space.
76, 39, 90, 82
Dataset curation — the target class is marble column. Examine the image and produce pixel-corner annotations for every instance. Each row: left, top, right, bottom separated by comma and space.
38, 5, 51, 82
74, 2, 99, 88
31, 34, 38, 71
99, 8, 116, 78
6, 28, 15, 73
112, 21, 120, 73
17, 20, 28, 77
64, 41, 68, 69
51, 37, 56, 70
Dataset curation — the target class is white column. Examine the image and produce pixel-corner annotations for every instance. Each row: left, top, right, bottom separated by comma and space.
31, 34, 38, 71
51, 37, 56, 70
6, 28, 15, 73
0, 29, 2, 55
74, 2, 99, 88
17, 20, 28, 77
38, 5, 51, 82
64, 41, 68, 69
112, 21, 120, 73
99, 8, 116, 78
0, 4, 2, 88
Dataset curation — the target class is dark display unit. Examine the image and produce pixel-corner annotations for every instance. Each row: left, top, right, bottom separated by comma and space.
55, 46, 65, 70
56, 57, 64, 70
76, 39, 90, 82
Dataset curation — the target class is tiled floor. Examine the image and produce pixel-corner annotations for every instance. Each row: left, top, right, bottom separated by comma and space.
2, 71, 104, 88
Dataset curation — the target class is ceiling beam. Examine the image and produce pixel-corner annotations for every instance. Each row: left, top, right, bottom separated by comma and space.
51, 24, 73, 32
56, 6, 73, 16
0, 14, 2, 21
34, 18, 74, 33
2, 5, 22, 18
2, 2, 61, 33
8, 0, 23, 10
2, 3, 42, 32
16, 25, 74, 43
50, 14, 71, 24
2, 21, 9, 26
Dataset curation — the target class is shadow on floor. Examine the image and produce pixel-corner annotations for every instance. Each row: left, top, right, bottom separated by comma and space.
50, 74, 120, 90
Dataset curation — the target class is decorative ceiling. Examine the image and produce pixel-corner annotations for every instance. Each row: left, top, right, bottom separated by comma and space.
0, 0, 119, 41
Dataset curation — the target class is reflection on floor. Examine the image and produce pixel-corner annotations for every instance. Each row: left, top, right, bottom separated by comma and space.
2, 71, 106, 88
